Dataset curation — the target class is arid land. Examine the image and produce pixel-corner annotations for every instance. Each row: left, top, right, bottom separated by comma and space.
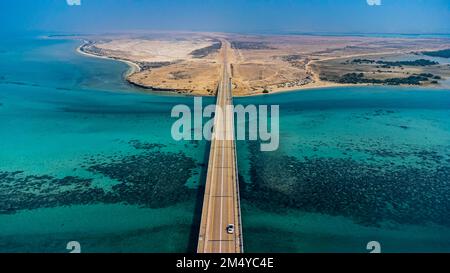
73, 32, 450, 96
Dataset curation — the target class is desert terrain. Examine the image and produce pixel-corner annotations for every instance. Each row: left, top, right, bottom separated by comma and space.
74, 32, 450, 96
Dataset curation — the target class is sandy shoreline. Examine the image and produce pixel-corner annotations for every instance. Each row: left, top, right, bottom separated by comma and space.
76, 43, 141, 77
76, 41, 450, 97
75, 41, 340, 97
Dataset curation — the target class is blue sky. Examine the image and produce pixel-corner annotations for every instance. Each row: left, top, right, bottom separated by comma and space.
1, 0, 449, 34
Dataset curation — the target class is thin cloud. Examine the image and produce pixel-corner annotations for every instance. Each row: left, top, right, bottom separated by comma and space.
367, 0, 382, 6
66, 0, 81, 6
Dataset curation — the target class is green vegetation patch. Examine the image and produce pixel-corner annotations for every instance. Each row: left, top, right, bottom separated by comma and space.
337, 73, 437, 85
422, 49, 450, 58
190, 42, 222, 58
352, 59, 439, 67
231, 41, 274, 50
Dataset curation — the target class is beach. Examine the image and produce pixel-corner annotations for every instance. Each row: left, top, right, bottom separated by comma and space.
70, 33, 450, 97
77, 42, 141, 77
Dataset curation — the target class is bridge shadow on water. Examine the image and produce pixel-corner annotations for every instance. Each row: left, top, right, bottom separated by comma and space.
186, 140, 211, 253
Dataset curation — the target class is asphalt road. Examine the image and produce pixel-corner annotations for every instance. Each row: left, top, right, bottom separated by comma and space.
197, 40, 243, 253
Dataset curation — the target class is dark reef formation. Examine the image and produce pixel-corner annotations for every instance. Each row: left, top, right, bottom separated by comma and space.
0, 141, 197, 214
128, 140, 166, 150
87, 149, 196, 208
0, 172, 102, 214
241, 141, 450, 227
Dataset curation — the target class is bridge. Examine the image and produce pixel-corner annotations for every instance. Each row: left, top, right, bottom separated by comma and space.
197, 40, 243, 253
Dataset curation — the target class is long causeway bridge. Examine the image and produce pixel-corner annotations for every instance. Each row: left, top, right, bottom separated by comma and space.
197, 40, 243, 253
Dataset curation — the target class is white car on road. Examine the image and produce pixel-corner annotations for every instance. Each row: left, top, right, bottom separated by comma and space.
226, 224, 235, 234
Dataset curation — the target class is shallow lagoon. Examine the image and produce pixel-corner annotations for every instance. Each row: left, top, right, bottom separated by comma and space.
1, 37, 450, 252
0, 38, 211, 252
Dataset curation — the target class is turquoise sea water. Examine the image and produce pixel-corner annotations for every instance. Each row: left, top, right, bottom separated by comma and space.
0, 37, 211, 252
1, 36, 450, 253
236, 88, 450, 253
